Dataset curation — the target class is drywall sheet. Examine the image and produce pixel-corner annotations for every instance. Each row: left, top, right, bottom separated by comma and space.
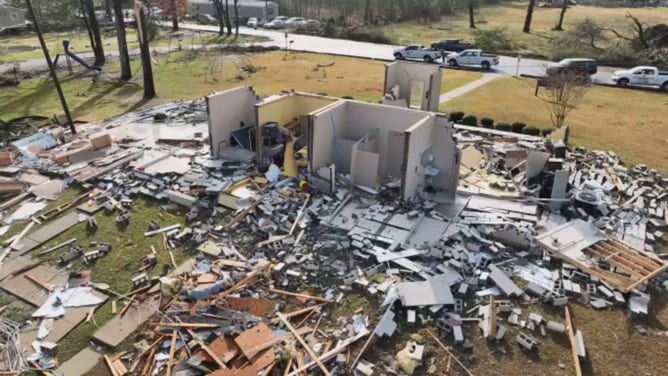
207, 86, 258, 157
431, 121, 460, 200
335, 139, 357, 174
384, 61, 442, 111
311, 101, 347, 171
351, 149, 380, 189
403, 116, 434, 199
550, 170, 569, 211
92, 295, 160, 347
11, 211, 82, 253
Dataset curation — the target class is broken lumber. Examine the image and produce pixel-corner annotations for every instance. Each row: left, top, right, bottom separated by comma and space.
39, 238, 76, 256
427, 330, 474, 376
564, 306, 583, 376
264, 287, 335, 303
270, 303, 326, 324
277, 312, 332, 376
24, 273, 52, 292
166, 330, 177, 376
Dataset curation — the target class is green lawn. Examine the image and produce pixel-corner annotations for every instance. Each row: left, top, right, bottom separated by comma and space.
0, 27, 262, 64
441, 77, 668, 173
380, 3, 668, 59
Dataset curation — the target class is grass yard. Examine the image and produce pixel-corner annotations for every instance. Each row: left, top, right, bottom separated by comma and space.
441, 69, 483, 94
381, 3, 668, 60
0, 28, 259, 64
441, 77, 668, 173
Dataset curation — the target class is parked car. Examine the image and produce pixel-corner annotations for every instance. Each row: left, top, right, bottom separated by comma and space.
274, 16, 289, 22
247, 17, 259, 28
430, 39, 475, 53
264, 19, 286, 29
393, 44, 442, 63
197, 14, 217, 25
286, 17, 307, 27
443, 49, 499, 70
546, 58, 598, 77
612, 66, 668, 90
303, 19, 321, 30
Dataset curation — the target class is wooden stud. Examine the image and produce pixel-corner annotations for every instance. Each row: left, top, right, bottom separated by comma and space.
111, 300, 117, 314
277, 312, 331, 376
427, 330, 474, 376
24, 273, 52, 292
264, 288, 335, 304
166, 330, 177, 376
564, 306, 583, 376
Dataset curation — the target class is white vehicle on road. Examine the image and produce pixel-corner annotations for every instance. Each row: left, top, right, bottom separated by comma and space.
443, 49, 499, 71
612, 66, 668, 90
393, 44, 442, 63
286, 17, 307, 27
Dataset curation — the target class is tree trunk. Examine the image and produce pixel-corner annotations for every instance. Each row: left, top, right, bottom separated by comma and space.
555, 0, 568, 31
171, 0, 179, 31
523, 0, 536, 33
80, 0, 96, 54
84, 0, 105, 66
104, 0, 112, 21
224, 0, 232, 37
112, 0, 131, 80
364, 0, 372, 23
468, 0, 475, 29
234, 0, 239, 37
213, 0, 225, 35
136, 1, 155, 99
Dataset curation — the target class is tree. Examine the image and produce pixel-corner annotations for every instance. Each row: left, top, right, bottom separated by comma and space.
540, 71, 589, 129
233, 0, 239, 37
156, 0, 188, 31
555, 0, 568, 31
212, 0, 226, 36
468, 0, 475, 29
223, 0, 233, 36
83, 0, 105, 66
136, 0, 155, 99
112, 0, 131, 80
523, 0, 536, 33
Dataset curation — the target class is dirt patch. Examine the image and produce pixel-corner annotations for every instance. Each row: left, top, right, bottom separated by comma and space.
0, 45, 38, 53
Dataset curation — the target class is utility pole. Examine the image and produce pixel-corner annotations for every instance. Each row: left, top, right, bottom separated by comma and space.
25, 0, 75, 134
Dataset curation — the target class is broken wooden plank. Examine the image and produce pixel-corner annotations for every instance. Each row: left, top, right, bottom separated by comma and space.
157, 322, 220, 329
427, 330, 474, 376
24, 273, 52, 292
166, 330, 177, 376
264, 288, 335, 304
564, 306, 583, 376
270, 303, 325, 324
277, 312, 331, 376
111, 300, 117, 314
104, 355, 120, 376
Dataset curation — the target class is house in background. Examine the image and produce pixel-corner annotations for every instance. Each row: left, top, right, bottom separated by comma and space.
0, 5, 27, 33
188, 0, 279, 20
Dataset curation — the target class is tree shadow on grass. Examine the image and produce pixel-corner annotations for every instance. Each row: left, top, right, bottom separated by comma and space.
0, 73, 90, 118
70, 79, 142, 119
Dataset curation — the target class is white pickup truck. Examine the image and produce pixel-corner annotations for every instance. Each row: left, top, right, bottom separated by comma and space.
443, 49, 499, 71
393, 45, 442, 63
612, 66, 668, 90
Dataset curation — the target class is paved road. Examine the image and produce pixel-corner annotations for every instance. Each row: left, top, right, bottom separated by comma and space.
1, 22, 618, 85
174, 22, 618, 85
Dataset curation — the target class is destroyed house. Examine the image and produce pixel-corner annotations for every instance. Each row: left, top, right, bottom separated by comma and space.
536, 219, 668, 293
206, 86, 460, 201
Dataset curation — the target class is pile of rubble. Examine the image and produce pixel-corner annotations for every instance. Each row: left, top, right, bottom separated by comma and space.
0, 98, 666, 375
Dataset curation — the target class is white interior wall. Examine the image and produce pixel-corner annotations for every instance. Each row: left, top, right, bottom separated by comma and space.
431, 115, 460, 201
207, 86, 258, 157
350, 149, 380, 189
311, 101, 347, 171
403, 116, 435, 199
384, 62, 442, 111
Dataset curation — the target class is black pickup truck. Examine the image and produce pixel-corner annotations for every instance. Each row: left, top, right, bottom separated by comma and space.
430, 39, 475, 53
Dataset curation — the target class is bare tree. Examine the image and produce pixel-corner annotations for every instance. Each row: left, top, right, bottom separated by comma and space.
604, 14, 652, 50
223, 0, 233, 36
157, 0, 188, 31
112, 0, 131, 80
136, 0, 155, 99
540, 72, 589, 129
523, 0, 536, 33
555, 0, 568, 31
212, 0, 226, 35
468, 0, 475, 29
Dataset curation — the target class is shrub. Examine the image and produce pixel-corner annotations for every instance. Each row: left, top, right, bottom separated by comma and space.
345, 28, 392, 44
461, 115, 478, 126
480, 117, 494, 128
523, 126, 541, 136
541, 128, 555, 137
511, 122, 527, 133
449, 111, 465, 122
472, 28, 513, 53
495, 122, 512, 132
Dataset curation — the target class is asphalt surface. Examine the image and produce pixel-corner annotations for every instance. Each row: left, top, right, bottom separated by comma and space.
1, 22, 619, 85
